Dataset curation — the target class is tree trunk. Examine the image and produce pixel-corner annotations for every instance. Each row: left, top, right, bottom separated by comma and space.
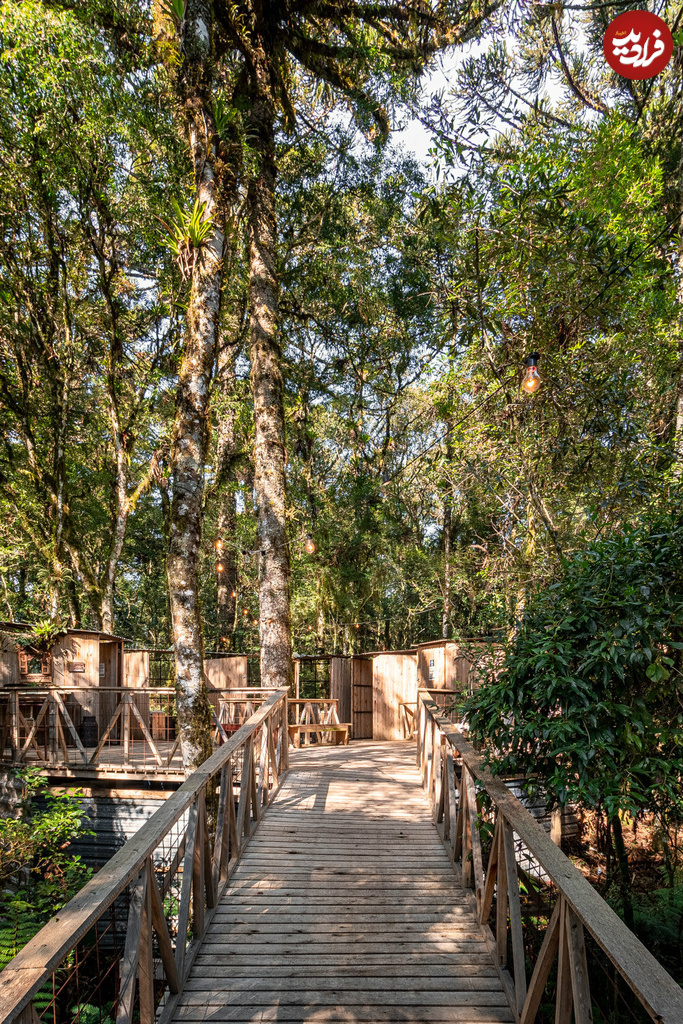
216, 493, 238, 643
247, 64, 292, 691
610, 814, 635, 931
165, 0, 226, 768
214, 330, 242, 645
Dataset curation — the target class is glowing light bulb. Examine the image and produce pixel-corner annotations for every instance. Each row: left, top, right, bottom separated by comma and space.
304, 533, 316, 555
252, 619, 258, 626
231, 590, 237, 598
521, 354, 541, 394
214, 538, 224, 552
216, 562, 225, 572
242, 608, 249, 616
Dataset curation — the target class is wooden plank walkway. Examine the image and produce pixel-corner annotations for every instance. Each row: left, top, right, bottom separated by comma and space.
171, 741, 514, 1024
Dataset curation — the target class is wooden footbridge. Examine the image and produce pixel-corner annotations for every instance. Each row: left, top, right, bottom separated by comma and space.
2, 689, 683, 1024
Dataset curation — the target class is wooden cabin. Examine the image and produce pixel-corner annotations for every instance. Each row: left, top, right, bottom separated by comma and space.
0, 622, 125, 741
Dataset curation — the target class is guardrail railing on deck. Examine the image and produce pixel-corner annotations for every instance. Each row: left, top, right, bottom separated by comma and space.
0, 687, 289, 1024
417, 691, 683, 1024
0, 687, 285, 773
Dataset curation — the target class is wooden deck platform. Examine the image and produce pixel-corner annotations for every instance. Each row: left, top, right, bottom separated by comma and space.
171, 741, 514, 1024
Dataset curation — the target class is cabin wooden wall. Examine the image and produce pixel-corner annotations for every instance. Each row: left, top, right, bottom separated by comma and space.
204, 656, 248, 690
417, 642, 478, 692
351, 657, 373, 739
372, 652, 417, 741
52, 635, 100, 721
124, 651, 149, 687
330, 657, 351, 724
0, 652, 18, 686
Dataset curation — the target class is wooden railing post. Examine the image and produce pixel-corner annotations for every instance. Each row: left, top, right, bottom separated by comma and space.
122, 693, 132, 767
10, 690, 19, 761
116, 870, 147, 1024
47, 695, 58, 765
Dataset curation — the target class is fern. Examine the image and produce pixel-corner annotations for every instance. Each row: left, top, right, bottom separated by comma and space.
0, 898, 39, 969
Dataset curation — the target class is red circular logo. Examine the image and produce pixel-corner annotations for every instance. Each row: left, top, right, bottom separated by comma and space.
603, 10, 673, 79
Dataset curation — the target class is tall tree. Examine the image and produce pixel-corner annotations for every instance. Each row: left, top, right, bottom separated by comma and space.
213, 0, 500, 686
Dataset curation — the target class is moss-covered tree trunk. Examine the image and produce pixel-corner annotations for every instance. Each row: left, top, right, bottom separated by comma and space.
163, 0, 226, 767
247, 55, 292, 691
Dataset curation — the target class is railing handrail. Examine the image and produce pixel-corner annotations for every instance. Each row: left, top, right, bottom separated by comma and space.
0, 686, 178, 694
0, 686, 289, 1023
287, 697, 338, 704
419, 694, 683, 1024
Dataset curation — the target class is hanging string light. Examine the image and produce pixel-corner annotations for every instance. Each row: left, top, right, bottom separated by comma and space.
231, 590, 237, 598
214, 538, 224, 552
521, 353, 541, 394
216, 561, 225, 573
304, 534, 316, 555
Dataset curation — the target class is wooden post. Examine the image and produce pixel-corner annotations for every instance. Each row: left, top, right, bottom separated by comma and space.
47, 695, 57, 765
551, 806, 563, 846
11, 690, 19, 761
137, 862, 155, 1024
122, 694, 132, 766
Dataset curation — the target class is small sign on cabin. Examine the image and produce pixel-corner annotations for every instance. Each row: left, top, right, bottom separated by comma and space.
68, 661, 86, 673
429, 658, 435, 682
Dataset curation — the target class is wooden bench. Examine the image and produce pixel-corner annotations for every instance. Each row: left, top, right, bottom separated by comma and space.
288, 723, 350, 748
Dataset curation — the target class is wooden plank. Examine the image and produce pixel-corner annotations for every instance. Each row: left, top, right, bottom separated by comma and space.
184, 974, 502, 990
566, 904, 593, 1024
116, 871, 146, 1024
520, 899, 562, 1024
177, 991, 511, 1007
171, 1005, 514, 1022
188, 963, 500, 978
502, 816, 527, 1017
52, 691, 88, 763
212, 764, 230, 891
465, 766, 485, 913
128, 694, 164, 766
175, 798, 199, 979
147, 858, 181, 994
138, 862, 155, 1024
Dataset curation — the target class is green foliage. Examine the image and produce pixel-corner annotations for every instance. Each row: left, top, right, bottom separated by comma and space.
71, 1004, 114, 1024
466, 495, 683, 822
12, 620, 68, 652
0, 770, 93, 970
159, 0, 185, 29
157, 198, 213, 280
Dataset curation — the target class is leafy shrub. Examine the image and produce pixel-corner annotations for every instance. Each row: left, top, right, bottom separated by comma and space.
466, 502, 683, 823
0, 768, 92, 970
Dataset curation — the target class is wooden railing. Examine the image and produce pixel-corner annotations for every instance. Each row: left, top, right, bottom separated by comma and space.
0, 687, 289, 1024
0, 687, 283, 773
417, 692, 683, 1024
287, 697, 340, 726
400, 688, 466, 739
0, 687, 182, 773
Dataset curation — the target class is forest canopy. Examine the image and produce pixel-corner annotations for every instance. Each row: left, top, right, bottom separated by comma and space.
0, 0, 681, 666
